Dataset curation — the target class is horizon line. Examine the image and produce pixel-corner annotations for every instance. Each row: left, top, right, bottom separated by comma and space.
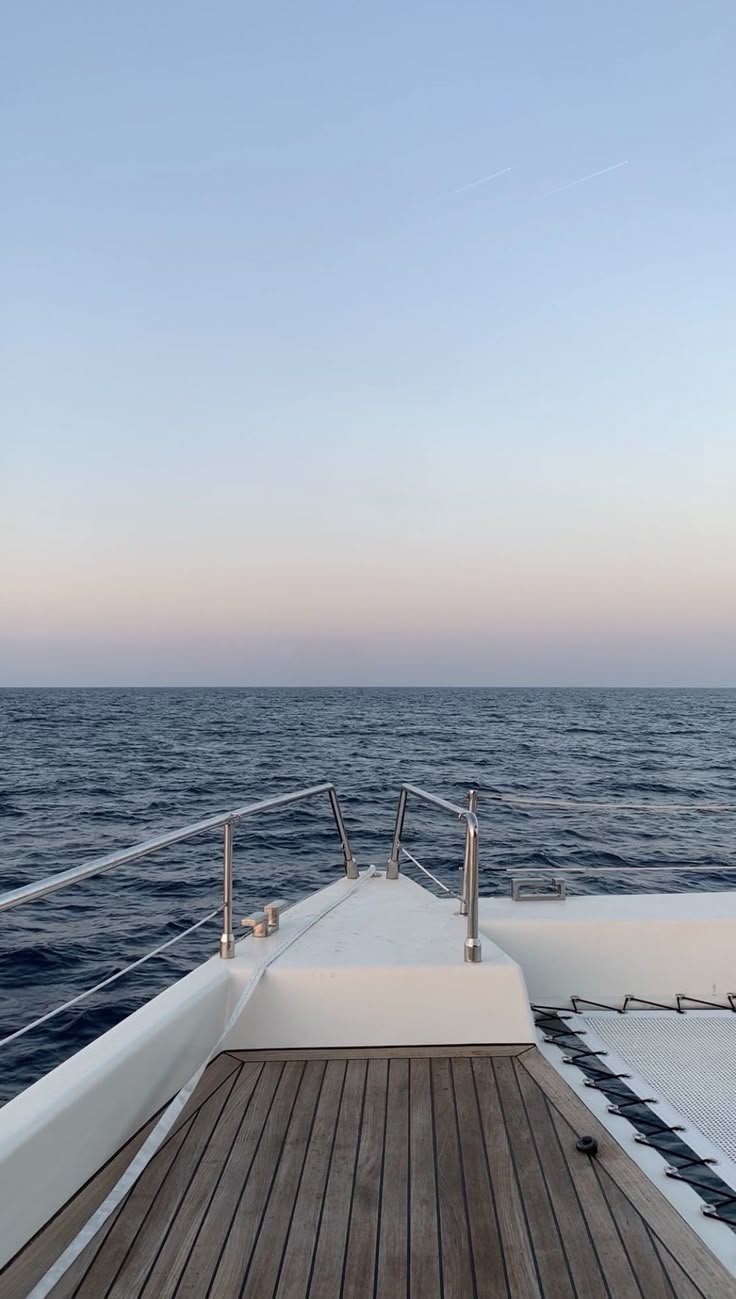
1, 683, 734, 691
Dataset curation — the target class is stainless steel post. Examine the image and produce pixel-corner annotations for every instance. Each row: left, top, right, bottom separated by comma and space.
220, 819, 235, 958
463, 810, 481, 963
327, 788, 359, 879
386, 786, 408, 879
459, 788, 477, 916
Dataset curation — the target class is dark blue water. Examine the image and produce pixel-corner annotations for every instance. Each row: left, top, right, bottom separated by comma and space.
1, 687, 735, 1101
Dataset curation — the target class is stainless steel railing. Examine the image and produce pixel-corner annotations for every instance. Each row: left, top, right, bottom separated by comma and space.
386, 783, 481, 963
0, 782, 359, 961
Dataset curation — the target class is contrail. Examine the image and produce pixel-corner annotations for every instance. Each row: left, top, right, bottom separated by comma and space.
544, 159, 628, 198
448, 166, 511, 196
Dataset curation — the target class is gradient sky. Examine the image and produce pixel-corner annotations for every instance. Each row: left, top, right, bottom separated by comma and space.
3, 1, 735, 685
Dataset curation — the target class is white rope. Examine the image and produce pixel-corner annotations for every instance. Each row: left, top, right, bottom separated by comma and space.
28, 867, 375, 1299
0, 908, 220, 1050
485, 793, 736, 813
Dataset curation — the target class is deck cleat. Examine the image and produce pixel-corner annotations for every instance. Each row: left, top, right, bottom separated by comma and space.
264, 899, 286, 933
241, 910, 269, 937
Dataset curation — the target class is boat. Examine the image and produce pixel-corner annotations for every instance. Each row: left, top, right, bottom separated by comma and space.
1, 779, 735, 1297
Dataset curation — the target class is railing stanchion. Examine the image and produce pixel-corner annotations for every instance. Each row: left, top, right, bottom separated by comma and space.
327, 787, 359, 879
463, 811, 481, 963
387, 787, 408, 879
459, 788, 477, 916
220, 819, 235, 959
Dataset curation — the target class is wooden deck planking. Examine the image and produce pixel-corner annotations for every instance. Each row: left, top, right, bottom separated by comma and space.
136, 1060, 265, 1299
71, 1116, 197, 1299
374, 1058, 409, 1299
241, 1060, 327, 1299
101, 1062, 245, 1299
432, 1056, 475, 1299
407, 1057, 442, 1299
307, 1059, 367, 1298
471, 1055, 543, 1299
275, 1059, 348, 1299
1, 1053, 243, 1299
180, 1060, 299, 1298
515, 1058, 611, 1299
0, 1113, 159, 1299
592, 1163, 676, 1299
493, 1054, 578, 1299
545, 1104, 646, 1299
451, 1057, 507, 1299
4, 1046, 734, 1299
653, 1241, 707, 1299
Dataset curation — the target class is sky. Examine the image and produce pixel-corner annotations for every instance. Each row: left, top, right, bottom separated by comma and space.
2, 0, 735, 686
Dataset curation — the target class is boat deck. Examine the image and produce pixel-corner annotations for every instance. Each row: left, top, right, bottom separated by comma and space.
4, 1045, 732, 1299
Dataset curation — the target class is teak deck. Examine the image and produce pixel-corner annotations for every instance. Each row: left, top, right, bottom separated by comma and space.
4, 1046, 733, 1299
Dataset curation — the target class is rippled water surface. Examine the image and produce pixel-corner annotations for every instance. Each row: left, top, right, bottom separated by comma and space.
1, 687, 735, 1099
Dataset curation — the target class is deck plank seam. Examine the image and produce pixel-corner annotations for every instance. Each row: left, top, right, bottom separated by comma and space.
515, 1058, 601, 1298
268, 1059, 329, 1299
171, 1060, 271, 1299
1, 1156, 132, 1296
304, 1060, 349, 1299
338, 1059, 370, 1299
539, 1090, 617, 1299
488, 1058, 550, 1299
477, 1058, 542, 1299
370, 1058, 391, 1299
204, 1061, 298, 1299
61, 1112, 198, 1299
57, 1173, 156, 1297
97, 1063, 244, 1299
448, 1059, 480, 1299
96, 1121, 195, 1299
51, 1111, 198, 1299
235, 1061, 310, 1299
404, 1061, 411, 1299
427, 1057, 445, 1299
588, 1155, 651, 1299
467, 1059, 512, 1299
201, 1059, 290, 1299
164, 1057, 242, 1147
95, 1115, 202, 1299
503, 1058, 581, 1299
649, 1227, 709, 1299
159, 1061, 266, 1299
647, 1231, 706, 1299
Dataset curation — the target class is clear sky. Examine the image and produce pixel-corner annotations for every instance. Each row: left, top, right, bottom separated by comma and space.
2, 1, 735, 685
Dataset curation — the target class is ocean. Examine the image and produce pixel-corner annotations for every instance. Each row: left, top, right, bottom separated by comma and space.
1, 686, 735, 1100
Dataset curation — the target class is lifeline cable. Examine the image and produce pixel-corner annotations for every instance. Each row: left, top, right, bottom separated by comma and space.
0, 906, 220, 1049
483, 792, 736, 812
